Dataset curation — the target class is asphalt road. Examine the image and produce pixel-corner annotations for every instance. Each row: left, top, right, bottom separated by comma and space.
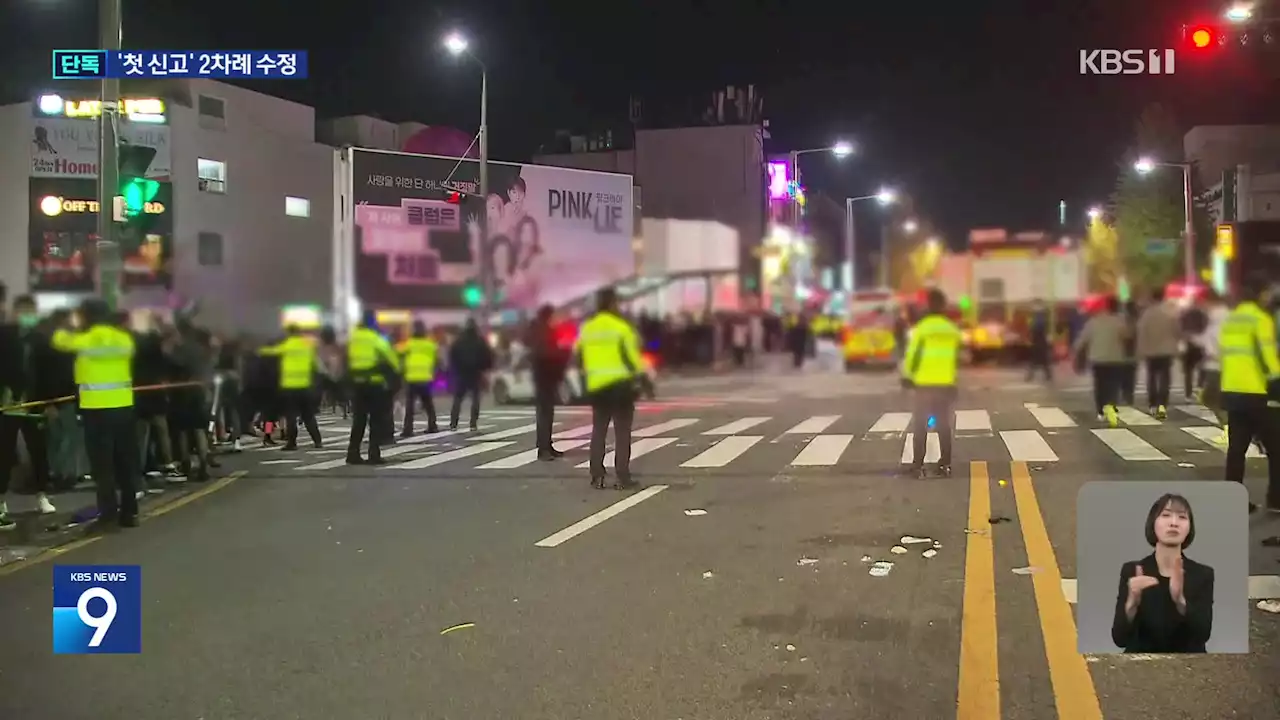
0, 364, 1278, 719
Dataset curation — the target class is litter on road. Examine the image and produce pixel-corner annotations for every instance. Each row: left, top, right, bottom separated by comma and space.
1258, 600, 1280, 614
440, 622, 475, 635
922, 549, 938, 559
683, 508, 707, 516
900, 535, 932, 545
1012, 566, 1040, 575
869, 561, 894, 577
890, 545, 908, 554
797, 557, 818, 566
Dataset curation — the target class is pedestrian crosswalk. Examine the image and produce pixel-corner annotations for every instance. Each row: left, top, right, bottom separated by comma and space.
236, 402, 1259, 476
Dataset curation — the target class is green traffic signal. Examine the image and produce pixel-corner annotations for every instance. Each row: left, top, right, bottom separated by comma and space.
462, 283, 484, 307
120, 176, 160, 217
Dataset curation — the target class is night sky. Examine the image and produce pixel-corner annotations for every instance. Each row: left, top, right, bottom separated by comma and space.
3, 0, 1277, 245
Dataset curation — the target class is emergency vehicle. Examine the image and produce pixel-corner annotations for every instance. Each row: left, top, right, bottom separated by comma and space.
490, 319, 658, 405
840, 288, 902, 369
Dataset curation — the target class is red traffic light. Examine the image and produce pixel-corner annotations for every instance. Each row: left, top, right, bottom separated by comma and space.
1191, 26, 1214, 48
445, 191, 462, 204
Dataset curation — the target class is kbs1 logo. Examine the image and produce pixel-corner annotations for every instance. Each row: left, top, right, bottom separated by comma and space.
52, 565, 142, 654
1079, 49, 1176, 75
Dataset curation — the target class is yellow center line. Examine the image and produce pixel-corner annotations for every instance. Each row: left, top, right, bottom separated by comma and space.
1010, 461, 1103, 720
957, 460, 1000, 719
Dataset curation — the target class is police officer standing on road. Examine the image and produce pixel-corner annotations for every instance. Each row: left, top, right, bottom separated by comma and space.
901, 288, 963, 479
52, 299, 141, 528
575, 288, 643, 490
345, 312, 400, 466
259, 324, 324, 450
398, 320, 440, 437
1217, 277, 1280, 514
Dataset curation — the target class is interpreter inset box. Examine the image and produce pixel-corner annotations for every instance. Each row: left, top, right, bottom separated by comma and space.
1076, 481, 1249, 654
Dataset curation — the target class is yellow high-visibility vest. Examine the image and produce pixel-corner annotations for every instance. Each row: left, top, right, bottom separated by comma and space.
260, 336, 317, 390
52, 324, 136, 409
1219, 301, 1280, 395
348, 327, 399, 384
902, 314, 962, 387
574, 312, 641, 394
397, 337, 438, 383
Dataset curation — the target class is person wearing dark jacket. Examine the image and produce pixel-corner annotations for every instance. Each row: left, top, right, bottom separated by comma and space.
163, 321, 214, 480
133, 320, 181, 483
525, 305, 568, 459
0, 295, 56, 526
32, 309, 89, 492
448, 319, 494, 431
242, 342, 282, 446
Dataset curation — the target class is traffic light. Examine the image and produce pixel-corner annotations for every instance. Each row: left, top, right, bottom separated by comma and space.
462, 281, 484, 307
445, 191, 463, 204
1187, 24, 1217, 49
117, 144, 159, 219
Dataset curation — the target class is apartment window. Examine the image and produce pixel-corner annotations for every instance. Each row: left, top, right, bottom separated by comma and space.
285, 196, 310, 218
197, 232, 223, 266
198, 94, 226, 130
198, 158, 226, 194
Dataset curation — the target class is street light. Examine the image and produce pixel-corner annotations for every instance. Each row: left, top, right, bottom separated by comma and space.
844, 186, 897, 292
1225, 3, 1254, 22
1087, 206, 1102, 221
443, 31, 492, 318
1132, 156, 1196, 286
790, 141, 854, 224
903, 219, 919, 234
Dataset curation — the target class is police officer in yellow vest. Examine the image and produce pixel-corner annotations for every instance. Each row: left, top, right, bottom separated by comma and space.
345, 311, 401, 465
573, 287, 643, 490
901, 288, 963, 479
51, 299, 141, 527
259, 325, 324, 450
1217, 277, 1280, 513
397, 320, 439, 437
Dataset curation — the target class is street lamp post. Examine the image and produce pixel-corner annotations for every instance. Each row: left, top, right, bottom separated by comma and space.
444, 33, 491, 319
1134, 157, 1196, 287
790, 142, 853, 226
97, 0, 123, 310
844, 188, 896, 291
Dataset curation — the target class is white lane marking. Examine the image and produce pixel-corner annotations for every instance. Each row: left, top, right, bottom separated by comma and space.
901, 433, 941, 463
475, 439, 590, 469
260, 459, 301, 465
955, 409, 992, 432
1060, 575, 1280, 604
1091, 428, 1168, 460
1175, 405, 1220, 425
789, 435, 853, 466
399, 426, 494, 444
1117, 407, 1160, 426
868, 412, 912, 433
632, 418, 699, 437
389, 442, 515, 469
575, 437, 677, 469
553, 423, 596, 440
295, 443, 427, 471
471, 423, 538, 441
702, 417, 771, 435
1027, 406, 1076, 428
247, 433, 347, 453
999, 430, 1059, 462
783, 415, 840, 434
682, 435, 763, 468
534, 485, 668, 548
1182, 426, 1265, 458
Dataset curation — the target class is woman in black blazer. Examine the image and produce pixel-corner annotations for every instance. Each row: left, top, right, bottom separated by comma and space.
1111, 493, 1214, 653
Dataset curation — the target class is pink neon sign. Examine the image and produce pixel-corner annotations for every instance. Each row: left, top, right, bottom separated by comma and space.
768, 161, 790, 199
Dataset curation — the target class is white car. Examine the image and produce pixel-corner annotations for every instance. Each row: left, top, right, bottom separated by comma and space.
491, 354, 658, 405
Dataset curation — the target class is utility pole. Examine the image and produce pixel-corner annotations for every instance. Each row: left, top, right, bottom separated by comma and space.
96, 0, 123, 310
477, 68, 491, 323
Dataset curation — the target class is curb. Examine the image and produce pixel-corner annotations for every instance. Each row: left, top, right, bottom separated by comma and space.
0, 470, 247, 578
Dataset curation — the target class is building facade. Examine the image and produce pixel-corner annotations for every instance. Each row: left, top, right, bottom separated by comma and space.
0, 79, 333, 335
533, 123, 767, 302
1186, 124, 1280, 224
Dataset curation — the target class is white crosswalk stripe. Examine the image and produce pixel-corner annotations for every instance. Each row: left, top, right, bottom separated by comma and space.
266, 403, 1265, 476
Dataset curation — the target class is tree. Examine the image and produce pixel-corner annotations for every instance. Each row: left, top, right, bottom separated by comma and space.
1109, 103, 1215, 293
1083, 217, 1121, 292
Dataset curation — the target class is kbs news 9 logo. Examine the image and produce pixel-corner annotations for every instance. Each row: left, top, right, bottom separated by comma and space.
52, 565, 142, 654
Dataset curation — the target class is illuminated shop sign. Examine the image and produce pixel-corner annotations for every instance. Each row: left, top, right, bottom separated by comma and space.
40, 195, 165, 216
36, 94, 166, 123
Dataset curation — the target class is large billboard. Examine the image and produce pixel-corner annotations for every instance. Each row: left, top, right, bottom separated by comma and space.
31, 117, 171, 180
349, 149, 634, 310
29, 178, 173, 292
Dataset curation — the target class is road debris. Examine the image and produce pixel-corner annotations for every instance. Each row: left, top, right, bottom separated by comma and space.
1177, 462, 1195, 468
785, 644, 796, 652
890, 545, 908, 554
440, 622, 475, 635
797, 557, 819, 566
869, 561, 894, 577
860, 555, 873, 562
1257, 600, 1280, 614
900, 535, 932, 545
922, 549, 938, 559
703, 570, 714, 579
684, 508, 708, 516
1011, 566, 1040, 575
989, 516, 1011, 524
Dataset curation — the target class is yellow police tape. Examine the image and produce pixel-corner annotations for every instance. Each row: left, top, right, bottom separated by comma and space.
0, 380, 206, 414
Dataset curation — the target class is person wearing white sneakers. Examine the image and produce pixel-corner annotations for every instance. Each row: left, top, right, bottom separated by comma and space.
1195, 291, 1230, 444
0, 294, 58, 529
